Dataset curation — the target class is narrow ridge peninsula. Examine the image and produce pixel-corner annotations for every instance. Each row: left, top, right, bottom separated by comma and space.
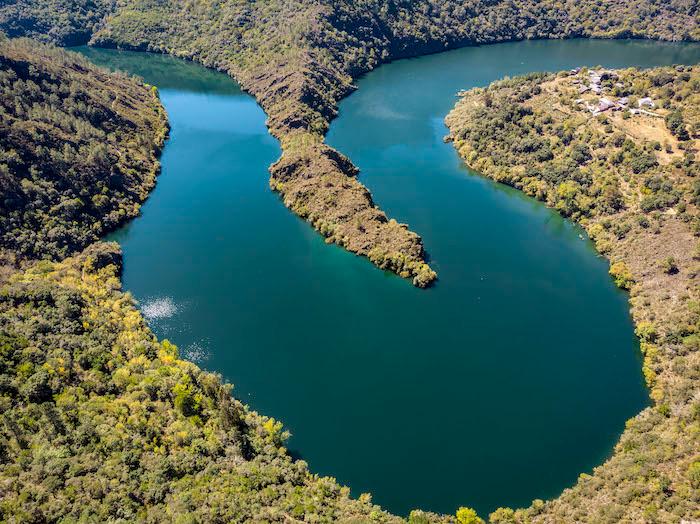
3, 0, 699, 285
446, 65, 700, 523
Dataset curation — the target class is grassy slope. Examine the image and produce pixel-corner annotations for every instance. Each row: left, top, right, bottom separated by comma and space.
446, 65, 700, 523
0, 37, 168, 264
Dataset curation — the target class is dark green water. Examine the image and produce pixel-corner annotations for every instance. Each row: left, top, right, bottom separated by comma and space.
77, 40, 700, 517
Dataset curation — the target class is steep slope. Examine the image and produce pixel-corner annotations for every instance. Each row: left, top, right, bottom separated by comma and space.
91, 0, 699, 287
0, 36, 167, 263
446, 65, 700, 523
0, 242, 418, 522
0, 0, 115, 45
3, 0, 697, 285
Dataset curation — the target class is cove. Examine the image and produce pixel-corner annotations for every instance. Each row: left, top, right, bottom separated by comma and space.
77, 40, 700, 517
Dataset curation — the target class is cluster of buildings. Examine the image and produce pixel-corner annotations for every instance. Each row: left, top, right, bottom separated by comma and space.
569, 68, 657, 117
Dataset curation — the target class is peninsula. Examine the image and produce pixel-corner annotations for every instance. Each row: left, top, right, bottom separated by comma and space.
446, 64, 700, 522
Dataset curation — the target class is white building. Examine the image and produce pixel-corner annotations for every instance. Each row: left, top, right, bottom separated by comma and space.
638, 97, 655, 108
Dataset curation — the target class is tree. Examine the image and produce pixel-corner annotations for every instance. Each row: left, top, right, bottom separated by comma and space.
456, 507, 484, 524
665, 110, 690, 140
489, 507, 515, 523
609, 261, 634, 289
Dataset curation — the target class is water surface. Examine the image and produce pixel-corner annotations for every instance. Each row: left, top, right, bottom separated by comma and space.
78, 40, 700, 517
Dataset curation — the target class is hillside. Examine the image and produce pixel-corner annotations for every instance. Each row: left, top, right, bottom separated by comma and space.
0, 0, 114, 46
446, 65, 700, 523
0, 242, 423, 522
2, 0, 698, 286
0, 36, 168, 264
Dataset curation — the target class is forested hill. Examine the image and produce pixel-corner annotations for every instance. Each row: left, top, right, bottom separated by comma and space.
446, 65, 700, 523
0, 0, 114, 46
2, 0, 698, 287
0, 242, 423, 522
0, 37, 167, 265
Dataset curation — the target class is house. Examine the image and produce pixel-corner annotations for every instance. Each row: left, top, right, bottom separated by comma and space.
616, 97, 629, 109
638, 97, 655, 108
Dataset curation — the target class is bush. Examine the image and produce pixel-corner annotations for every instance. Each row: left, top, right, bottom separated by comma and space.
688, 461, 700, 489
661, 256, 679, 274
610, 261, 634, 289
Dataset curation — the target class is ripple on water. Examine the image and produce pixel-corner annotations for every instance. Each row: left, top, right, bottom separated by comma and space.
141, 296, 179, 321
183, 340, 210, 364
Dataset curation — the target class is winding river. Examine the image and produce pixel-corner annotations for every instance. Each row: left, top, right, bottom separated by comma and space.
77, 40, 700, 517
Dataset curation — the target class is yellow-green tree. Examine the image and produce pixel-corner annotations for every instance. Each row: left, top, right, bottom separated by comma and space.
456, 507, 484, 524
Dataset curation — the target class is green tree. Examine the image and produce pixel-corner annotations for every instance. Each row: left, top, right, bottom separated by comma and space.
456, 507, 484, 524
666, 110, 690, 140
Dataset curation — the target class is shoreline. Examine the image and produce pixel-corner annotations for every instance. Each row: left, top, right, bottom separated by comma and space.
445, 65, 700, 521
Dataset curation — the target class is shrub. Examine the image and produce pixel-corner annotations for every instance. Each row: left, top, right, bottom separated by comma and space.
635, 322, 657, 342
661, 256, 679, 275
610, 261, 634, 289
688, 461, 700, 489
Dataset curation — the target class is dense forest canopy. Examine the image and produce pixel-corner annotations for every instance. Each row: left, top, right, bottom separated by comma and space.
0, 242, 425, 522
0, 36, 167, 263
0, 0, 115, 46
446, 64, 700, 523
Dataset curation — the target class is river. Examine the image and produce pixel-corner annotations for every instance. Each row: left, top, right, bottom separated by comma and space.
77, 40, 700, 517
